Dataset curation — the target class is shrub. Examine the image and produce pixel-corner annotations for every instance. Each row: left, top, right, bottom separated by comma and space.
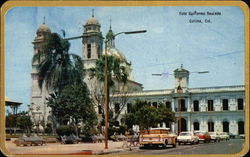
44, 124, 53, 134
118, 124, 127, 134
56, 125, 75, 136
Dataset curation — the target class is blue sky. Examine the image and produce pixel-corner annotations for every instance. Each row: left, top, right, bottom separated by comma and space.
5, 6, 245, 111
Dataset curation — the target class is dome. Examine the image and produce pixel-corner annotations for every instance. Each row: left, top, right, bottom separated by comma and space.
105, 47, 128, 63
36, 24, 51, 33
85, 17, 100, 26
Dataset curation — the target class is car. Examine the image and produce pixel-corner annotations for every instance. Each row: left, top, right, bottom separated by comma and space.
229, 133, 237, 139
218, 132, 230, 141
139, 128, 177, 149
239, 134, 245, 139
177, 132, 199, 145
194, 131, 211, 143
208, 132, 221, 142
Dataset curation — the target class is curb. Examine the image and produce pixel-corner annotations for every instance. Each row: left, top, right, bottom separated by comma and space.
93, 147, 139, 155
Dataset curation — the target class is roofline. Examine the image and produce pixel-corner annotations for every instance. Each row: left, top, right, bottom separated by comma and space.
127, 79, 143, 86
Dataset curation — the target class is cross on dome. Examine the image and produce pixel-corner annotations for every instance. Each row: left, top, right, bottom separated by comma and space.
92, 9, 95, 17
43, 16, 45, 24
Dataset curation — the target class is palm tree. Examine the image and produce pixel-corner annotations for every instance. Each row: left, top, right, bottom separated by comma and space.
89, 54, 128, 106
32, 32, 84, 94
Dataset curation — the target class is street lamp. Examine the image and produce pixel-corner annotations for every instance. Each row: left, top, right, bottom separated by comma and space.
104, 30, 146, 149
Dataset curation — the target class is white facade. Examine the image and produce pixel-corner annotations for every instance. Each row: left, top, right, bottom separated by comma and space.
111, 66, 245, 136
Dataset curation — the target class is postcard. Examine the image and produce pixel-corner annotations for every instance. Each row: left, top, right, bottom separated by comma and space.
1, 0, 249, 157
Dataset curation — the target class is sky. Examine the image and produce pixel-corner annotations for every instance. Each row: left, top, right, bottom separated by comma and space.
5, 6, 245, 112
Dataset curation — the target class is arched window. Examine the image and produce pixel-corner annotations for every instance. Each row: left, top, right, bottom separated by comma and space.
115, 103, 120, 113
127, 103, 132, 113
208, 120, 214, 132
223, 121, 229, 132
98, 105, 102, 114
208, 100, 214, 111
193, 100, 199, 111
237, 98, 244, 110
193, 121, 200, 130
87, 44, 91, 58
165, 101, 171, 109
179, 99, 186, 111
222, 99, 229, 111
238, 121, 244, 134
178, 118, 187, 133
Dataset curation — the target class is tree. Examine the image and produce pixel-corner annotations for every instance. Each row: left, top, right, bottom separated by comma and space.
6, 112, 33, 134
123, 100, 176, 130
89, 54, 128, 99
110, 89, 130, 122
16, 112, 33, 134
5, 114, 18, 135
32, 32, 84, 94
89, 55, 128, 127
47, 83, 97, 136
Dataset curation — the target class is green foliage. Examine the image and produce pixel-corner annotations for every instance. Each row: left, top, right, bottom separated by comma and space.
89, 55, 129, 127
118, 124, 127, 134
89, 55, 128, 87
16, 113, 33, 130
5, 114, 18, 128
6, 112, 33, 134
56, 125, 75, 136
32, 32, 84, 94
45, 123, 53, 134
123, 100, 176, 130
47, 83, 97, 136
82, 122, 98, 137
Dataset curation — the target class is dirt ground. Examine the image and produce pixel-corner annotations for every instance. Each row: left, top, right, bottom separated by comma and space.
3, 138, 125, 155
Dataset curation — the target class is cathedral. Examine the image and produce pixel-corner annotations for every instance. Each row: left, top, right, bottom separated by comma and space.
29, 13, 142, 130
29, 13, 245, 136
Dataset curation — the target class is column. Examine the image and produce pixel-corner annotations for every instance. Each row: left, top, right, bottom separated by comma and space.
171, 98, 175, 112
187, 97, 191, 112
171, 123, 175, 133
187, 115, 191, 131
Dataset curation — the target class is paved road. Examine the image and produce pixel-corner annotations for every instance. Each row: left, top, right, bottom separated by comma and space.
111, 139, 245, 155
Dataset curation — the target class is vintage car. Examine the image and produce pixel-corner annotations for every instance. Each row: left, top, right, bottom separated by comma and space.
177, 132, 199, 145
218, 132, 230, 140
194, 131, 211, 143
139, 128, 177, 149
208, 132, 221, 142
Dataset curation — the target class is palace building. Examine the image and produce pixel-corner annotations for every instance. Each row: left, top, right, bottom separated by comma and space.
29, 14, 245, 136
111, 66, 245, 135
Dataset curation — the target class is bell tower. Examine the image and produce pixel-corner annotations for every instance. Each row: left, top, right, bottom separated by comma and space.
82, 10, 103, 70
30, 20, 51, 128
82, 11, 103, 95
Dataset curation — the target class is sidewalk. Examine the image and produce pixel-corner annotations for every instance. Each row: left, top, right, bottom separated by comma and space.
4, 139, 139, 155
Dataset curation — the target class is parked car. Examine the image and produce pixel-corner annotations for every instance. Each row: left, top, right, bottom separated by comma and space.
177, 132, 199, 145
239, 134, 245, 139
194, 131, 211, 143
139, 128, 177, 149
229, 133, 237, 139
208, 132, 221, 142
218, 132, 230, 140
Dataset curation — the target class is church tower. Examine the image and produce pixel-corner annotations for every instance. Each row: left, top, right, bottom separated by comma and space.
82, 11, 103, 69
82, 11, 103, 92
30, 21, 51, 129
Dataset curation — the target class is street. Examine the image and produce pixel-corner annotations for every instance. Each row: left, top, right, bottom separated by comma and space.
111, 139, 245, 155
